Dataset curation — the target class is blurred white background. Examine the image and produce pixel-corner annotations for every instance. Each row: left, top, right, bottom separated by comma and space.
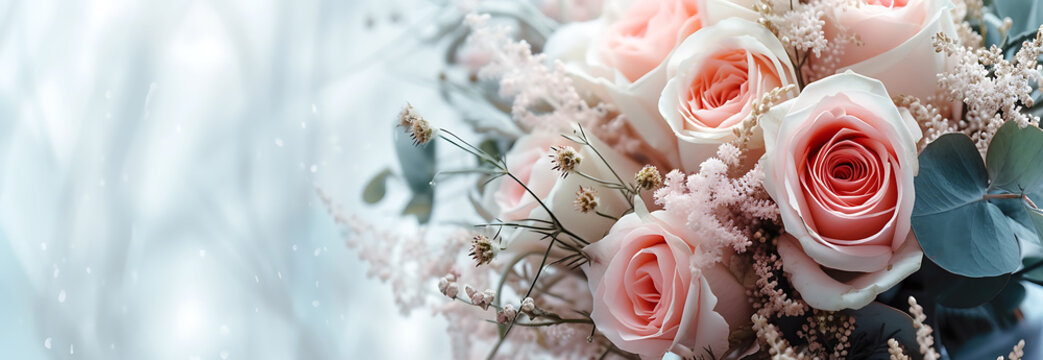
0, 0, 462, 358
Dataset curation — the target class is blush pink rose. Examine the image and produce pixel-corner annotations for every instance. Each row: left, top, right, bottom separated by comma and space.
483, 130, 642, 256
759, 71, 923, 310
584, 208, 751, 358
599, 0, 703, 82
659, 18, 796, 170
491, 133, 570, 222
822, 0, 956, 101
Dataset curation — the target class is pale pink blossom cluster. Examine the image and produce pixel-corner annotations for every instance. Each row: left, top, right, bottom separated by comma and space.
935, 29, 1043, 151
654, 143, 780, 267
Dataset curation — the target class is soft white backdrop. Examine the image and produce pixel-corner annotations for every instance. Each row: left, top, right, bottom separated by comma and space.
0, 0, 458, 358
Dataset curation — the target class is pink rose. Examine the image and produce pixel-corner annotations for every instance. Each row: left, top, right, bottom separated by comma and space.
584, 208, 751, 358
599, 0, 703, 82
759, 71, 923, 310
491, 133, 570, 222
544, 0, 762, 168
483, 130, 642, 255
659, 18, 797, 170
822, 0, 956, 101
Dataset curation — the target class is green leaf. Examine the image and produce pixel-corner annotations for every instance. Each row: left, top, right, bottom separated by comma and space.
990, 281, 1026, 315
992, 0, 1043, 49
937, 273, 1012, 308
393, 127, 436, 195
1025, 204, 1043, 245
362, 168, 393, 204
985, 121, 1043, 196
843, 302, 920, 359
1020, 256, 1043, 283
402, 191, 434, 223
913, 134, 1022, 277
920, 253, 1011, 308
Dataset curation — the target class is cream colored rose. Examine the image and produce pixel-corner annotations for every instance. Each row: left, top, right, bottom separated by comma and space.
824, 0, 957, 101
543, 0, 766, 169
659, 18, 796, 170
483, 130, 642, 256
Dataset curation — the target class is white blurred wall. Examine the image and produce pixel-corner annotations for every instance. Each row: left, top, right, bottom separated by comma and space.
0, 0, 455, 358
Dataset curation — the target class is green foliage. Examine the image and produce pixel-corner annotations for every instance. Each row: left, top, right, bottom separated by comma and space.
362, 168, 393, 204
844, 303, 920, 360
912, 122, 1043, 277
912, 133, 1020, 277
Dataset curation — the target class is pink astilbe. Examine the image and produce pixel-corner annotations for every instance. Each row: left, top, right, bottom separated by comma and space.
654, 143, 780, 267
463, 13, 610, 133
751, 247, 807, 318
757, 0, 859, 83
316, 187, 471, 314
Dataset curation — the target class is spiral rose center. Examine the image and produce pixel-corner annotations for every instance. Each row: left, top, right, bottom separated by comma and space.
679, 48, 782, 130
798, 112, 900, 242
622, 238, 680, 326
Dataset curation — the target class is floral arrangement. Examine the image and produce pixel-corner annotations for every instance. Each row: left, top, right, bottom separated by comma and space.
331, 0, 1043, 358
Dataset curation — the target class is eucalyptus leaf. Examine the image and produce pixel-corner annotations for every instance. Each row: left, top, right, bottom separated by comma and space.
402, 191, 434, 223
993, 196, 1041, 244
393, 126, 437, 194
937, 273, 1011, 308
912, 133, 1022, 277
991, 0, 1043, 48
1020, 256, 1043, 283
990, 281, 1026, 316
843, 302, 920, 360
985, 121, 1043, 197
921, 258, 1011, 308
1025, 204, 1043, 245
362, 168, 393, 204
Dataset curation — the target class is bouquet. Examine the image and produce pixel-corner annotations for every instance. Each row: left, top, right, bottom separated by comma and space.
328, 0, 1043, 358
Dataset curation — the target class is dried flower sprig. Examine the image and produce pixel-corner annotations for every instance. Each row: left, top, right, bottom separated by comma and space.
469, 233, 497, 267
395, 105, 610, 359
464, 13, 611, 133
908, 296, 940, 360
634, 165, 663, 191
549, 145, 582, 177
934, 26, 1043, 152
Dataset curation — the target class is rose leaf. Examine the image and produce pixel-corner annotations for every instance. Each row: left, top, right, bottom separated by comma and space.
912, 133, 1022, 277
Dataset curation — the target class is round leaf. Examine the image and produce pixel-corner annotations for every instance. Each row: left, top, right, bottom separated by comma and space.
986, 121, 1043, 197
843, 302, 920, 359
913, 134, 1022, 277
362, 168, 393, 204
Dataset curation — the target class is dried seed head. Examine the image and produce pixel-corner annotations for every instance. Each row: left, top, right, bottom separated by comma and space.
409, 118, 435, 146
497, 304, 517, 324
574, 186, 599, 213
398, 103, 435, 145
519, 297, 535, 313
398, 103, 421, 128
549, 146, 581, 177
634, 165, 663, 190
468, 234, 495, 267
